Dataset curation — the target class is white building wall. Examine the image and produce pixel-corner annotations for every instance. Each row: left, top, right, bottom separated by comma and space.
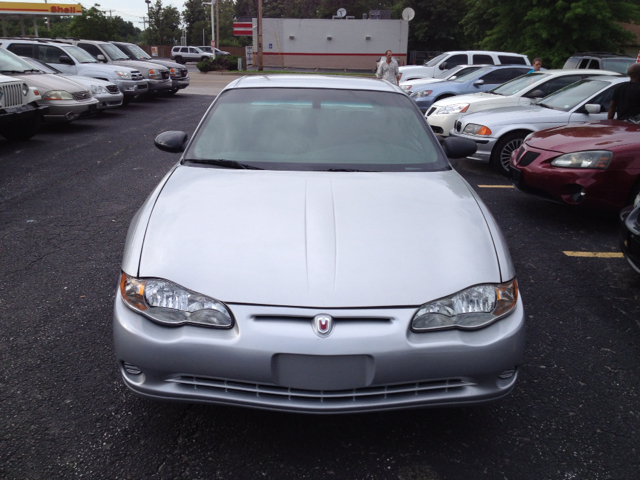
253, 18, 408, 70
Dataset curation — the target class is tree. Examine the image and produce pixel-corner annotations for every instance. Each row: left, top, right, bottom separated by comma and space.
67, 5, 116, 40
463, 0, 640, 68
147, 0, 182, 45
183, 0, 208, 45
392, 0, 470, 52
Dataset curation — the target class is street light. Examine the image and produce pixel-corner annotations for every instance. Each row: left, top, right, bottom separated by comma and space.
202, 0, 216, 59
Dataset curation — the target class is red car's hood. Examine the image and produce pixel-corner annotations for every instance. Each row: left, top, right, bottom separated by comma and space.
527, 120, 640, 153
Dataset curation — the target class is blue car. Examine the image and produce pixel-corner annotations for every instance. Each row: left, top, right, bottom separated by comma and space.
410, 65, 532, 113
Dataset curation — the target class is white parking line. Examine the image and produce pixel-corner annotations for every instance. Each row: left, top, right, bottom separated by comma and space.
563, 252, 624, 258
477, 185, 515, 188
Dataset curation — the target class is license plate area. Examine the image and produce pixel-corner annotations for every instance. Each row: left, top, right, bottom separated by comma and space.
272, 354, 374, 391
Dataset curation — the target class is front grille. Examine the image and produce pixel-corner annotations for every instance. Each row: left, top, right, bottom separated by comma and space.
168, 376, 472, 404
430, 125, 444, 134
72, 91, 91, 100
519, 151, 540, 167
161, 71, 170, 80
455, 120, 462, 132
180, 69, 188, 77
252, 314, 392, 323
138, 83, 147, 89
1, 82, 24, 108
427, 106, 437, 116
106, 85, 119, 94
131, 71, 144, 81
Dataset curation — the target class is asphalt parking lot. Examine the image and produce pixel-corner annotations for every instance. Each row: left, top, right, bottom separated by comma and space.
1, 89, 639, 479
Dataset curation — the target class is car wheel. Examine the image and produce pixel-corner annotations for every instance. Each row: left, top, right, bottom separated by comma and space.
627, 180, 640, 207
0, 113, 41, 141
175, 56, 184, 64
122, 96, 135, 105
491, 132, 527, 175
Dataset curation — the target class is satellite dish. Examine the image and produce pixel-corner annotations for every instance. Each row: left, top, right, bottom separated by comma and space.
402, 8, 415, 21
337, 8, 347, 18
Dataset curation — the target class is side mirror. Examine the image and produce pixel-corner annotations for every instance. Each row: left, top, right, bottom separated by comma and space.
96, 54, 107, 62
449, 75, 457, 80
443, 137, 477, 159
439, 62, 448, 70
59, 55, 74, 65
584, 104, 602, 114
527, 89, 545, 98
473, 79, 485, 86
155, 131, 188, 153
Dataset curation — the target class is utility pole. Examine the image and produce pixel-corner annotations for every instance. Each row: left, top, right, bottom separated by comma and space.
202, 1, 216, 58
216, 0, 219, 55
258, 0, 263, 70
142, 17, 148, 30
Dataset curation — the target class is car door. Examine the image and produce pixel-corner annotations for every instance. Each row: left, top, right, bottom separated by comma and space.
472, 54, 494, 65
567, 85, 615, 123
78, 43, 105, 62
188, 48, 200, 61
38, 45, 78, 75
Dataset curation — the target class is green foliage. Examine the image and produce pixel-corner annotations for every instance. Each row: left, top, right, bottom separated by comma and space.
146, 0, 182, 45
67, 5, 116, 40
196, 54, 240, 72
463, 0, 640, 68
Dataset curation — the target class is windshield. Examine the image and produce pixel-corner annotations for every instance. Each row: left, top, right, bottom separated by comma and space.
424, 53, 447, 67
445, 66, 481, 80
65, 45, 98, 63
21, 57, 60, 74
186, 88, 447, 172
102, 44, 129, 61
491, 72, 549, 96
127, 44, 152, 59
0, 48, 38, 72
453, 67, 490, 83
538, 79, 609, 112
601, 58, 634, 74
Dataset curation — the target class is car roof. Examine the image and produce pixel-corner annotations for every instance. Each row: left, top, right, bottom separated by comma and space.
569, 52, 634, 59
540, 69, 622, 75
226, 74, 402, 93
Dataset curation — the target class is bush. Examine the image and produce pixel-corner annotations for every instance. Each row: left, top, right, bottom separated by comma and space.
196, 54, 242, 72
226, 55, 240, 71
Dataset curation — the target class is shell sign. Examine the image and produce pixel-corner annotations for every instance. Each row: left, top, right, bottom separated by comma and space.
0, 2, 83, 15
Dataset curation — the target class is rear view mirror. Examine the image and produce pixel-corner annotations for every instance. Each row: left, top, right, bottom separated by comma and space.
59, 55, 74, 65
155, 131, 188, 153
443, 137, 477, 159
584, 104, 602, 114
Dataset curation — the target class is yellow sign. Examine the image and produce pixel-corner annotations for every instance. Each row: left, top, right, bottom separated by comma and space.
0, 2, 83, 15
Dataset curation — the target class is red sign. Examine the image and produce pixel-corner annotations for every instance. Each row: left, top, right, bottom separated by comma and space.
233, 22, 253, 36
637, 51, 640, 63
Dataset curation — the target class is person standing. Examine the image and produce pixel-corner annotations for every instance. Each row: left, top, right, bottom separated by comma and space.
376, 50, 401, 85
528, 58, 544, 73
608, 63, 640, 120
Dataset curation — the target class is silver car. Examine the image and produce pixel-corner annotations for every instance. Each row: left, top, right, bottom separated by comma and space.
114, 75, 525, 413
450, 75, 629, 173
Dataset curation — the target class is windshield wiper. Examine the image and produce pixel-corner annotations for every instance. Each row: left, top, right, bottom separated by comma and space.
0, 69, 27, 74
184, 158, 264, 170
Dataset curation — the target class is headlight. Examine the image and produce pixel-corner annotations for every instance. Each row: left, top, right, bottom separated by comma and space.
411, 90, 433, 98
411, 280, 518, 332
463, 123, 492, 135
120, 273, 234, 328
90, 85, 107, 94
148, 69, 160, 79
42, 90, 74, 100
116, 71, 132, 80
401, 84, 411, 91
169, 68, 177, 77
550, 150, 612, 169
22, 83, 29, 96
436, 104, 470, 115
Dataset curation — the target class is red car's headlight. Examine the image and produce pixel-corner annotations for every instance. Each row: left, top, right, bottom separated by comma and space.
551, 150, 613, 169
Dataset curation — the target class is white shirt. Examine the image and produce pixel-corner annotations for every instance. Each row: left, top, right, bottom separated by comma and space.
376, 58, 400, 85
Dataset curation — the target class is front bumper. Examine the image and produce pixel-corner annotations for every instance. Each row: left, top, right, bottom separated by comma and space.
94, 92, 124, 110
510, 144, 634, 211
114, 292, 526, 413
171, 75, 190, 89
41, 99, 99, 123
117, 80, 148, 98
0, 103, 48, 126
450, 130, 496, 162
426, 110, 460, 137
148, 78, 172, 93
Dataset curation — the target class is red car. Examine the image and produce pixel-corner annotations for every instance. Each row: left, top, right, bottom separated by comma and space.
509, 120, 640, 211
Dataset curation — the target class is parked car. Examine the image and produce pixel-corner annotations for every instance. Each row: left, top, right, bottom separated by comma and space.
400, 64, 485, 94
427, 69, 619, 135
450, 76, 629, 174
114, 74, 525, 413
20, 57, 123, 111
620, 201, 640, 274
171, 46, 214, 64
69, 40, 172, 97
111, 41, 189, 94
563, 52, 636, 74
510, 120, 640, 211
409, 65, 532, 113
399, 51, 530, 82
0, 47, 98, 122
0, 73, 47, 141
197, 46, 230, 56
0, 38, 148, 103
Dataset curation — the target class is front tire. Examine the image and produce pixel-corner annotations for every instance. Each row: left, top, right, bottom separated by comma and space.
626, 180, 640, 207
174, 56, 184, 64
0, 113, 41, 141
491, 132, 527, 175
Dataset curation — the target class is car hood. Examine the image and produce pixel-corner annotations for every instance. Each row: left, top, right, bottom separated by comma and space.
526, 120, 640, 153
12, 73, 86, 93
141, 59, 184, 69
86, 62, 139, 74
435, 92, 509, 107
138, 168, 502, 308
461, 105, 568, 127
64, 74, 113, 87
112, 59, 167, 72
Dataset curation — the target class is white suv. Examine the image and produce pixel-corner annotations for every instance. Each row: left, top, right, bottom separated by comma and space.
399, 51, 530, 81
0, 73, 47, 141
171, 46, 214, 64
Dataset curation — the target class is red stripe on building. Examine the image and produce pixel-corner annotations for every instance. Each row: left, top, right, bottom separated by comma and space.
263, 53, 406, 57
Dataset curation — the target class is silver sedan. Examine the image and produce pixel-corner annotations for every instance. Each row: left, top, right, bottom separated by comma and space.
114, 75, 525, 413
